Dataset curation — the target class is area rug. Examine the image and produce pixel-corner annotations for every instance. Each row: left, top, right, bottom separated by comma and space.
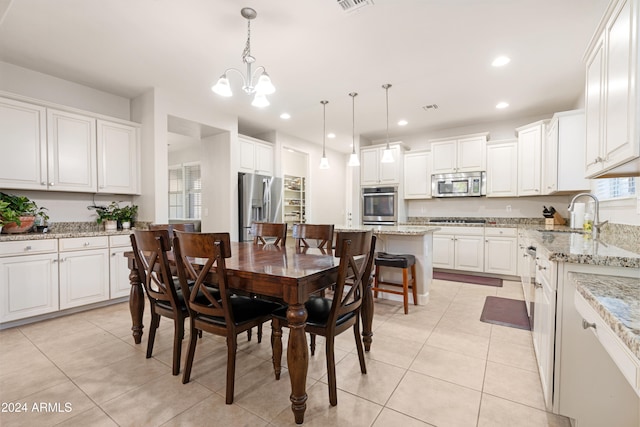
433, 271, 503, 287
480, 296, 531, 330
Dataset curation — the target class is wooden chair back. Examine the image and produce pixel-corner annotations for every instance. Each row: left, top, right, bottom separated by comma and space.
149, 223, 196, 240
172, 231, 234, 324
292, 223, 334, 253
250, 222, 287, 246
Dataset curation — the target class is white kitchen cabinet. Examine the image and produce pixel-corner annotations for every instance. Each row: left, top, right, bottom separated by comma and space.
58, 236, 110, 310
360, 144, 401, 186
484, 227, 518, 276
0, 239, 59, 323
584, 0, 640, 177
543, 110, 590, 195
109, 234, 133, 299
403, 151, 431, 199
429, 133, 487, 174
532, 252, 556, 409
516, 120, 547, 196
0, 97, 48, 190
97, 120, 140, 194
486, 140, 518, 197
46, 108, 97, 192
238, 135, 274, 176
433, 227, 484, 273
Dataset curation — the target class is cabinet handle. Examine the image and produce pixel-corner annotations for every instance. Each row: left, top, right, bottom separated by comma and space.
49, 182, 55, 186
84, 242, 90, 246
24, 245, 32, 251
534, 282, 542, 289
537, 265, 547, 271
41, 181, 46, 186
52, 259, 58, 263
582, 319, 596, 330
112, 253, 116, 256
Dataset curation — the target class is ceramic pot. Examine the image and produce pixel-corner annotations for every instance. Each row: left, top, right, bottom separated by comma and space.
121, 221, 131, 230
2, 216, 36, 233
104, 220, 118, 231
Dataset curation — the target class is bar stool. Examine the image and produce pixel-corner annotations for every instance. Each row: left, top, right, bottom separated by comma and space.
372, 252, 417, 314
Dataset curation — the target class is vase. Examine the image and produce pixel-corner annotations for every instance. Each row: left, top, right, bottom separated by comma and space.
121, 221, 131, 230
104, 220, 118, 231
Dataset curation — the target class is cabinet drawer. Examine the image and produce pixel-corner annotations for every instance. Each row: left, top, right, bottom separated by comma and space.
109, 234, 132, 247
433, 226, 484, 236
0, 239, 57, 257
485, 227, 517, 237
59, 236, 108, 251
575, 291, 640, 396
535, 255, 555, 286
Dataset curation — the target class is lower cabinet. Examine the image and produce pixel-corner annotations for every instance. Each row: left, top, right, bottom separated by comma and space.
532, 253, 556, 409
109, 234, 133, 298
484, 227, 518, 276
433, 227, 484, 272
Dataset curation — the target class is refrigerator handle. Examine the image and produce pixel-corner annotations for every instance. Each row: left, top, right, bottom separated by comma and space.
263, 179, 270, 221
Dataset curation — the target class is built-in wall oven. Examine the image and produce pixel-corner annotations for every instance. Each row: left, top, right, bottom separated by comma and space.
362, 186, 397, 225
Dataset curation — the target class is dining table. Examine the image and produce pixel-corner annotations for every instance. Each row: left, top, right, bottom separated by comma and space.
124, 241, 375, 424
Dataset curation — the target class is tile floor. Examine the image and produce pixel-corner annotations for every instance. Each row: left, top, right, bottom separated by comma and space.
0, 279, 571, 427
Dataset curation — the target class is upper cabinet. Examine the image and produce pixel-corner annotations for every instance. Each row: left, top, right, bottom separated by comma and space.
517, 121, 548, 196
486, 140, 518, 197
0, 95, 140, 194
403, 151, 431, 199
97, 120, 140, 194
360, 144, 402, 186
430, 133, 487, 174
584, 0, 640, 177
543, 110, 590, 195
238, 135, 274, 176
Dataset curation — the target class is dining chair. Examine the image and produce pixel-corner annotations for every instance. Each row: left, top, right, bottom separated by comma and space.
173, 231, 281, 404
292, 223, 334, 253
130, 229, 190, 376
250, 222, 287, 246
271, 230, 376, 406
149, 223, 196, 239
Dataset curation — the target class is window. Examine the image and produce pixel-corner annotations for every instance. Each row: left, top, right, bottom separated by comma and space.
594, 177, 636, 201
168, 163, 201, 219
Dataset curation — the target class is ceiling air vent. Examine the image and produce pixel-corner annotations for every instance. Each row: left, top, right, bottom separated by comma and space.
422, 104, 439, 111
337, 0, 374, 13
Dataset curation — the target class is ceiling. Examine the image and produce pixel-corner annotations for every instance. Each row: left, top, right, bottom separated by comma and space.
0, 0, 609, 153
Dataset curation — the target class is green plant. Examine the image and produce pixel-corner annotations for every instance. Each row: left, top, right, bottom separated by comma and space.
0, 192, 48, 226
88, 202, 138, 225
117, 204, 138, 223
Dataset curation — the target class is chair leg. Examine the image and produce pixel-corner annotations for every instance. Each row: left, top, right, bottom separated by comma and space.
402, 267, 409, 315
326, 336, 338, 406
354, 317, 367, 375
226, 334, 238, 404
247, 328, 252, 341
146, 312, 160, 359
373, 265, 380, 298
182, 323, 198, 384
310, 333, 316, 356
172, 317, 184, 376
272, 320, 283, 380
411, 264, 418, 306
257, 323, 263, 343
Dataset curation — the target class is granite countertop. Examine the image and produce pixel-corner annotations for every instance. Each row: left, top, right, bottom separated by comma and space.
0, 229, 133, 241
335, 225, 441, 236
570, 272, 640, 361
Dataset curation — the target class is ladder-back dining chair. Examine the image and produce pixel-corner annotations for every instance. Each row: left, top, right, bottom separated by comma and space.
250, 222, 287, 247
292, 223, 334, 253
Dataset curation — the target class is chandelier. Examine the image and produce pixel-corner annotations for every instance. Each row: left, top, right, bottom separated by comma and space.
381, 83, 395, 163
347, 92, 360, 166
211, 8, 275, 108
319, 100, 330, 169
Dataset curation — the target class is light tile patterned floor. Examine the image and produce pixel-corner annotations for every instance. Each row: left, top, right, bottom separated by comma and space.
0, 279, 571, 426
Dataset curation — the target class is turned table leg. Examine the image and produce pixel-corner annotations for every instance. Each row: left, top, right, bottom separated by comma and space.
128, 261, 144, 344
361, 277, 374, 351
287, 303, 308, 424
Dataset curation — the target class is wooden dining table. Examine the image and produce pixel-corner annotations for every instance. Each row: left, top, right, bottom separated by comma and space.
124, 241, 375, 424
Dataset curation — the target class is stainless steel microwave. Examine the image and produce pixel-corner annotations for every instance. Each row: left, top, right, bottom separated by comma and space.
432, 171, 486, 197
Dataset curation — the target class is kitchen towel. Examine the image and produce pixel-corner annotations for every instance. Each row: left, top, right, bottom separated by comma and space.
572, 202, 585, 229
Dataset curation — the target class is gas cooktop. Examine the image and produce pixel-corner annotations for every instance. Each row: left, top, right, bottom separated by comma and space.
428, 219, 486, 224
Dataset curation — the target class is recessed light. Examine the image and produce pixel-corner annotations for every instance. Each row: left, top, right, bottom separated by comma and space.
280, 113, 291, 119
496, 102, 509, 109
492, 56, 511, 67
398, 120, 408, 126
328, 133, 336, 139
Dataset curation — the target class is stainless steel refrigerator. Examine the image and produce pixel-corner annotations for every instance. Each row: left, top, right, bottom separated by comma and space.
238, 172, 283, 242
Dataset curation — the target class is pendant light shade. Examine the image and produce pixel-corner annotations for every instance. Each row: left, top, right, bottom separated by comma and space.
347, 92, 360, 167
319, 100, 330, 169
381, 83, 395, 163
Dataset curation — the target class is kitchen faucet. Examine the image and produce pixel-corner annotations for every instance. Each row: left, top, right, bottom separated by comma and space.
568, 193, 608, 239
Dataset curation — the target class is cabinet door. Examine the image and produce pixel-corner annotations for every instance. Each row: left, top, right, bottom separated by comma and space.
360, 148, 380, 185
379, 146, 401, 184
110, 246, 132, 299
239, 138, 256, 173
430, 140, 457, 174
486, 142, 518, 197
454, 235, 484, 272
404, 152, 431, 198
0, 97, 48, 190
518, 124, 543, 196
542, 118, 559, 195
47, 109, 97, 192
97, 120, 140, 194
432, 234, 455, 269
254, 142, 274, 176
59, 249, 110, 309
457, 136, 486, 172
0, 253, 58, 323
585, 34, 606, 177
603, 0, 638, 170
484, 237, 517, 275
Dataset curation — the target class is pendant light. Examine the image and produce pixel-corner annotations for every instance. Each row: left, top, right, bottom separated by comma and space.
347, 92, 360, 167
319, 100, 330, 169
380, 83, 395, 163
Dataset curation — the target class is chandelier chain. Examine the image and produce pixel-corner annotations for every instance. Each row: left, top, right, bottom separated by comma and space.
242, 19, 252, 62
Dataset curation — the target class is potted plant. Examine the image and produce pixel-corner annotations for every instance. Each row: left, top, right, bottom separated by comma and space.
117, 204, 138, 229
88, 201, 120, 231
0, 192, 49, 234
